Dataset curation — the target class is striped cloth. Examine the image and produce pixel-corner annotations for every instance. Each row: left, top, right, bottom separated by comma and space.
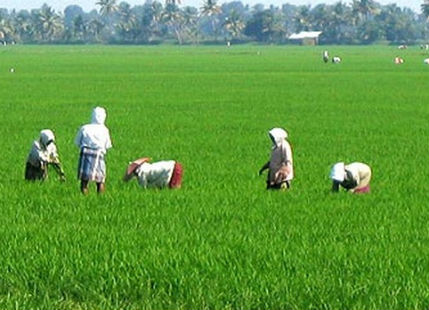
77, 147, 106, 183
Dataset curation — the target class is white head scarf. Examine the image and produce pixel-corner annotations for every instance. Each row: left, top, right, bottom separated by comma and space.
268, 128, 288, 147
330, 162, 345, 182
91, 107, 107, 125
39, 129, 55, 147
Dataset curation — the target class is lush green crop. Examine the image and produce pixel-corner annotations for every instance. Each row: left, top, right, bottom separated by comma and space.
0, 45, 428, 309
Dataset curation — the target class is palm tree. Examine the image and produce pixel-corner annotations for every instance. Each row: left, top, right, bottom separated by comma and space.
117, 2, 136, 25
293, 5, 312, 32
87, 18, 104, 42
13, 11, 33, 42
422, 0, 429, 19
223, 9, 245, 41
150, 1, 164, 39
0, 17, 15, 43
330, 2, 354, 44
352, 0, 376, 24
96, 0, 118, 17
72, 15, 86, 41
200, 0, 222, 41
162, 3, 184, 44
116, 2, 139, 43
200, 0, 221, 17
36, 4, 63, 42
182, 6, 199, 43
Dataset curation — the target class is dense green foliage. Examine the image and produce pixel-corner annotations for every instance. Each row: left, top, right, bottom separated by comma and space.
1, 45, 429, 309
0, 0, 428, 45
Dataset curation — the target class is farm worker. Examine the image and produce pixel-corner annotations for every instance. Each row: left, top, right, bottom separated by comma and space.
25, 129, 65, 181
259, 128, 294, 190
323, 50, 329, 63
394, 57, 404, 64
330, 162, 372, 194
123, 157, 183, 189
332, 56, 341, 63
75, 107, 112, 195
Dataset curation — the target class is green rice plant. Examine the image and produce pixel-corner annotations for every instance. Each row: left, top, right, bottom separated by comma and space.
0, 45, 428, 309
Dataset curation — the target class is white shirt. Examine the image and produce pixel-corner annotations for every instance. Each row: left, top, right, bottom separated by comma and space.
269, 140, 293, 182
136, 161, 176, 188
345, 162, 372, 191
27, 141, 59, 167
75, 124, 112, 153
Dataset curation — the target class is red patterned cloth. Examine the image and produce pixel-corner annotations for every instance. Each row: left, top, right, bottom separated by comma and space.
169, 162, 183, 188
354, 185, 370, 194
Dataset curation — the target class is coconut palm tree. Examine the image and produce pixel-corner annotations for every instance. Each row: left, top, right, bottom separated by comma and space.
223, 9, 245, 41
72, 15, 86, 41
200, 0, 221, 17
352, 0, 377, 24
200, 0, 222, 41
96, 0, 118, 17
87, 18, 104, 42
150, 1, 164, 39
0, 17, 15, 43
35, 4, 64, 42
182, 6, 199, 43
116, 2, 140, 42
162, 3, 184, 44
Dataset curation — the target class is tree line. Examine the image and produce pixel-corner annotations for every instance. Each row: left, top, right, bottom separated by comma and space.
0, 0, 428, 45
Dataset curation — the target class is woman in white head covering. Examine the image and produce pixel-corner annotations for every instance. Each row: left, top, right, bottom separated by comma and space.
75, 107, 112, 194
259, 127, 294, 190
330, 162, 371, 193
123, 157, 183, 189
25, 129, 65, 181
332, 56, 341, 63
323, 50, 329, 63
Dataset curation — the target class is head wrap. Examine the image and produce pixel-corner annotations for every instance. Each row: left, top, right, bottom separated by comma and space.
91, 107, 107, 125
39, 129, 55, 147
268, 128, 288, 146
330, 162, 345, 182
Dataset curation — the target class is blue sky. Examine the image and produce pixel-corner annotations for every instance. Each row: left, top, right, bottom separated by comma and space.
0, 0, 421, 13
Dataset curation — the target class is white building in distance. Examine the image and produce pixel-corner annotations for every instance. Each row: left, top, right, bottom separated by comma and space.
289, 31, 323, 45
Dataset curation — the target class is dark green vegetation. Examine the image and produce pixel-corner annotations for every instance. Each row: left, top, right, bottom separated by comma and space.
0, 45, 429, 309
0, 0, 427, 45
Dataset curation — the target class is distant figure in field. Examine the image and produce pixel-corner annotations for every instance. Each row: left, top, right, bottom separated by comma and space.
424, 58, 429, 64
25, 129, 65, 181
75, 107, 112, 195
330, 162, 371, 194
259, 128, 294, 190
394, 56, 404, 64
123, 157, 183, 189
323, 50, 329, 63
332, 56, 341, 63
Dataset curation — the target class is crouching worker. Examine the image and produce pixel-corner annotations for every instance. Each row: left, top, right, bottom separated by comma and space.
25, 129, 65, 181
75, 107, 112, 194
123, 157, 183, 189
330, 162, 371, 193
259, 128, 294, 190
